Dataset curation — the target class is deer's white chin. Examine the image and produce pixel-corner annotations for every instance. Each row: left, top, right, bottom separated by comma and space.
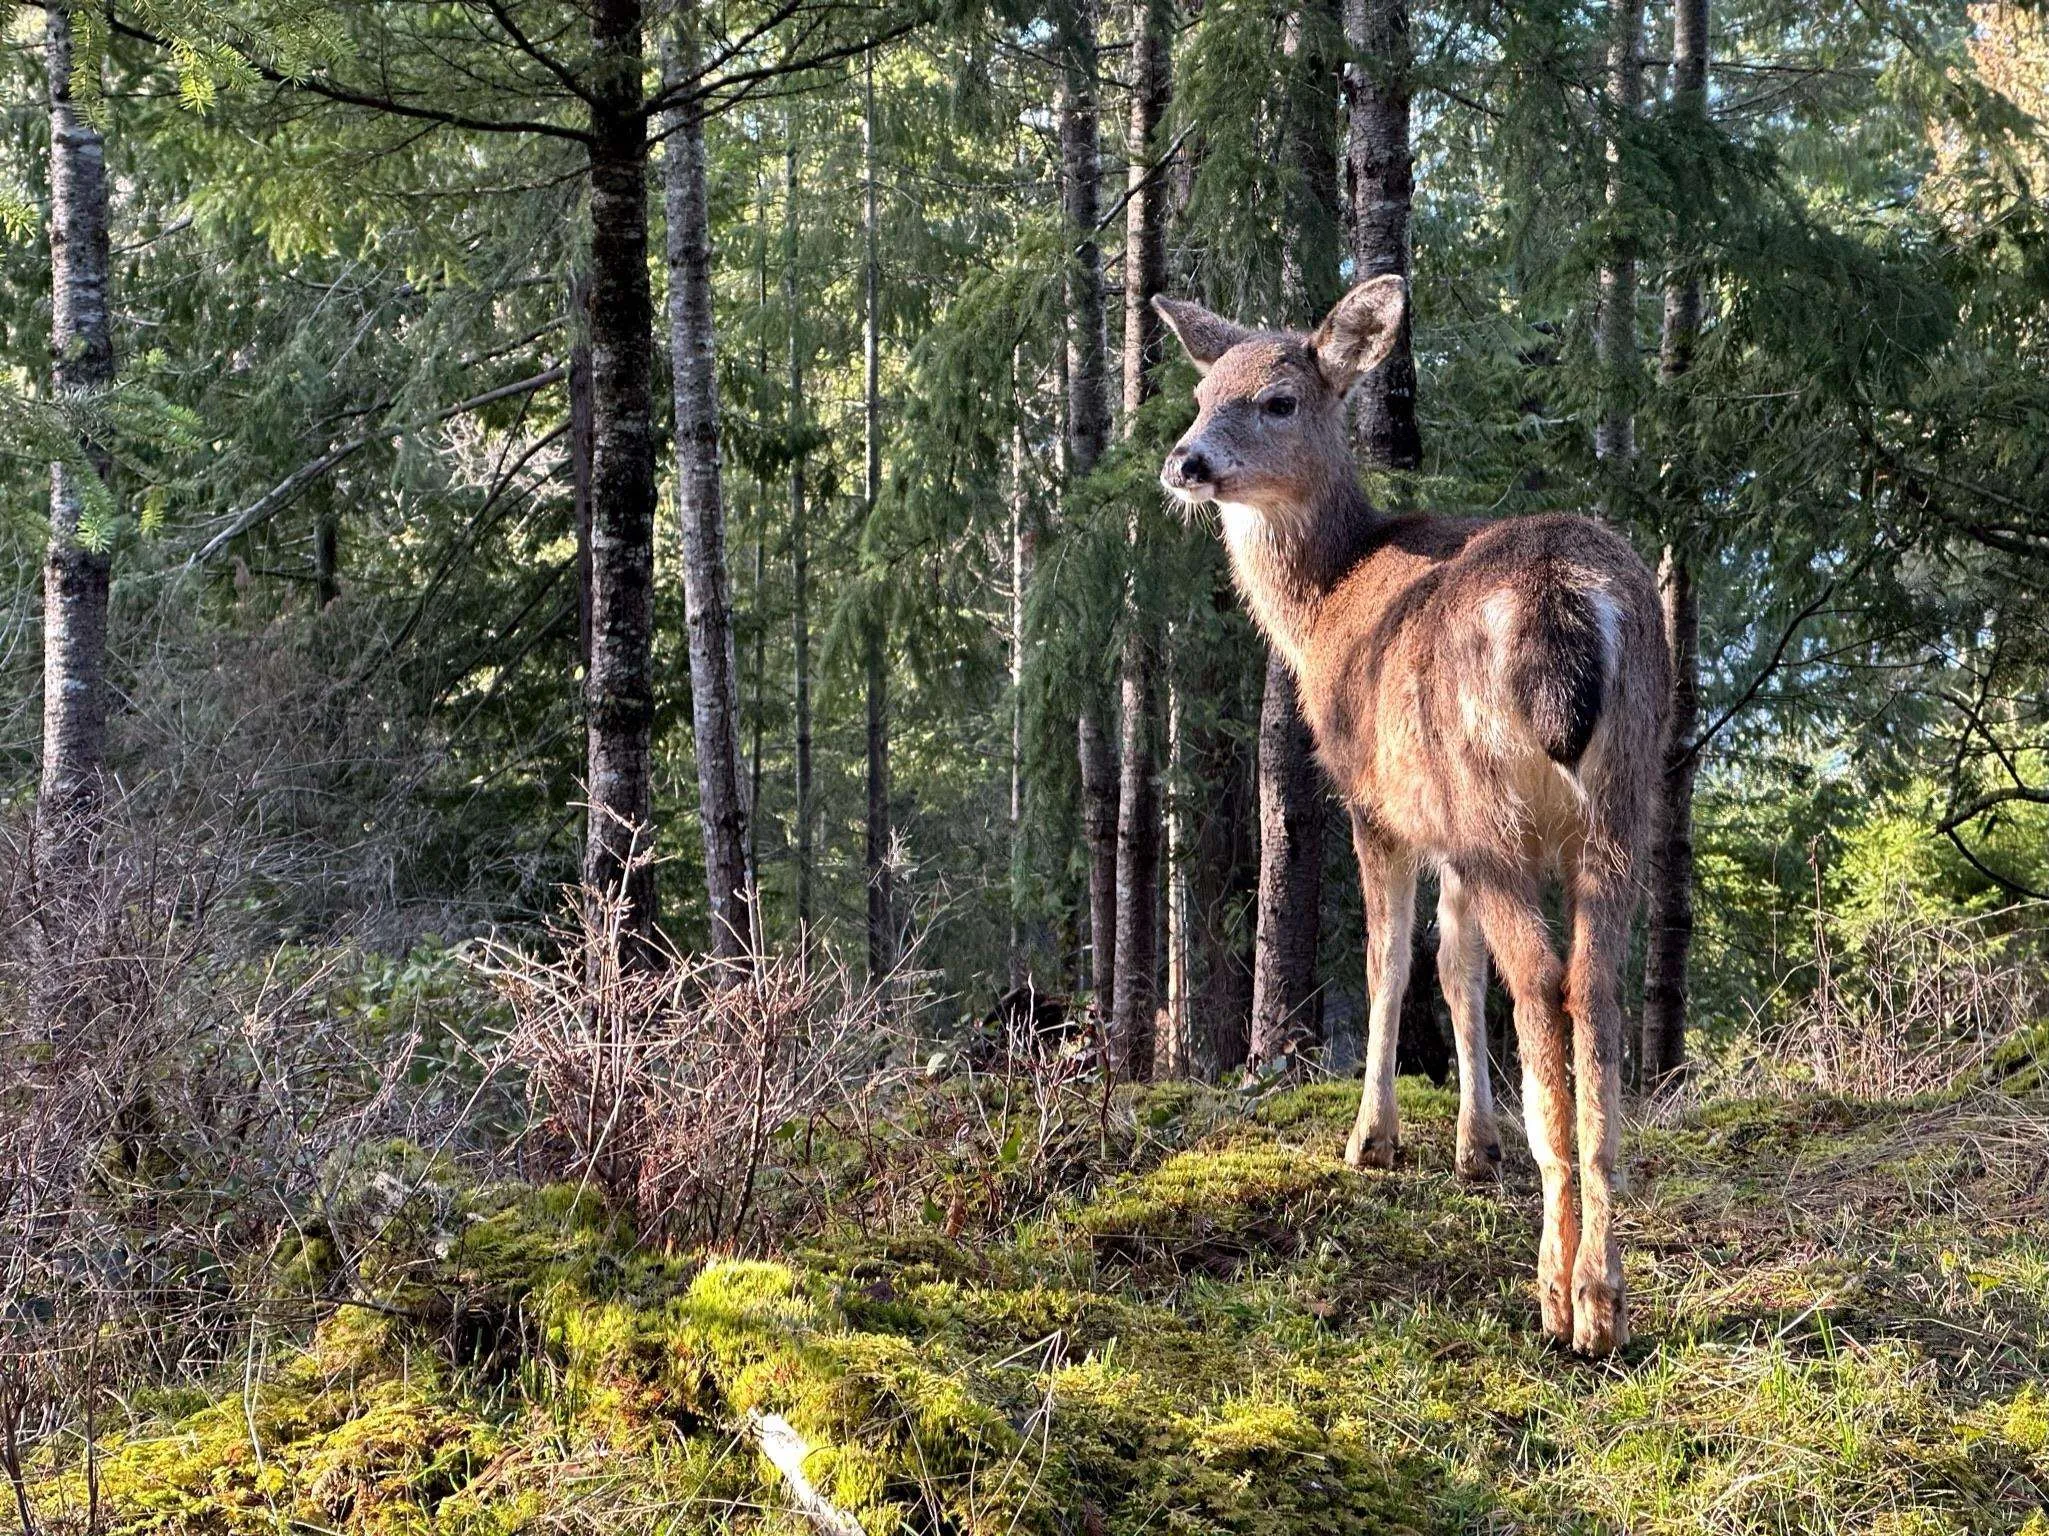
1217, 500, 1266, 546
1160, 477, 1214, 505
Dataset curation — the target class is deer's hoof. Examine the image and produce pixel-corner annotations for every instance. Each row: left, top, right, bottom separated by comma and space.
1345, 1132, 1397, 1171
1455, 1140, 1503, 1182
1538, 1275, 1575, 1343
1571, 1279, 1629, 1357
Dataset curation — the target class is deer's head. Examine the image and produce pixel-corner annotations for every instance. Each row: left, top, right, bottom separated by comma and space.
1154, 276, 1406, 525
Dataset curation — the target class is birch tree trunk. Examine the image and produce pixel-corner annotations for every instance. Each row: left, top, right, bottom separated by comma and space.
1079, 711, 1120, 1008
1341, 0, 1420, 469
863, 60, 894, 985
663, 25, 751, 963
1110, 650, 1159, 1079
1641, 0, 1708, 1085
1009, 350, 1034, 990
580, 0, 659, 950
39, 0, 116, 899
1107, 0, 1171, 1079
1248, 0, 1342, 1070
785, 130, 815, 939
1161, 667, 1194, 1076
1594, 0, 1644, 467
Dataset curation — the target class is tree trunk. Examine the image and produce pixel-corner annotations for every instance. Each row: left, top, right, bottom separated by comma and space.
1060, 0, 1118, 1013
1641, 0, 1707, 1085
1341, 0, 1420, 469
663, 25, 750, 963
1122, 0, 1170, 421
1106, 0, 1171, 1079
1009, 349, 1035, 989
863, 61, 894, 986
1248, 0, 1341, 1070
1642, 551, 1698, 1083
1249, 653, 1325, 1067
1161, 665, 1193, 1077
39, 0, 116, 901
580, 0, 658, 949
785, 129, 814, 938
1594, 0, 1644, 467
569, 270, 594, 668
1190, 642, 1258, 1075
1078, 710, 1119, 1008
1059, 0, 1110, 476
865, 624, 893, 983
1110, 637, 1159, 1078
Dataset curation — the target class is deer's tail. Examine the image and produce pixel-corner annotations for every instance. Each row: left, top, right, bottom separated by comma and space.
1509, 584, 1620, 769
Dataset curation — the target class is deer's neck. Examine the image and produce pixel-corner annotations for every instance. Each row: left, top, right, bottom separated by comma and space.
1219, 471, 1377, 676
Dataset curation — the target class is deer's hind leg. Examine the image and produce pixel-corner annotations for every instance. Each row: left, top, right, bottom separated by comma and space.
1345, 814, 1416, 1172
1436, 866, 1501, 1180
1563, 857, 1635, 1356
1466, 871, 1578, 1344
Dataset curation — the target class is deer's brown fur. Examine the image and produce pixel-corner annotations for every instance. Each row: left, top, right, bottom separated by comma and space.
1155, 276, 1667, 1356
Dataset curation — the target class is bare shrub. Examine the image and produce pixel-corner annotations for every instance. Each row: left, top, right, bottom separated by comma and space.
1692, 884, 2048, 1104
0, 802, 470, 1533
471, 880, 894, 1248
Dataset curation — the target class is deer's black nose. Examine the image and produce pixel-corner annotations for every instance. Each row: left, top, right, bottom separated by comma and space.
1178, 450, 1212, 484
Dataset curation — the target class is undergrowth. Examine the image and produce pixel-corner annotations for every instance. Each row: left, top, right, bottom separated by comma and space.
23, 1078, 2049, 1536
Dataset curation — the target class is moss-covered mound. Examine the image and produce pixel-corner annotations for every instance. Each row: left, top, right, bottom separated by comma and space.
29, 1081, 2049, 1535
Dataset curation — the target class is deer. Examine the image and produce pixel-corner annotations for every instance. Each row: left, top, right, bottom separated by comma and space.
1153, 275, 1668, 1356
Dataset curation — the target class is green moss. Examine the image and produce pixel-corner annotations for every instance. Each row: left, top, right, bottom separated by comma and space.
38, 1088, 2049, 1536
1075, 1146, 1354, 1275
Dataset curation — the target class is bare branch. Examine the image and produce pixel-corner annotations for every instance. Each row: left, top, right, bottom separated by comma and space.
188, 367, 567, 566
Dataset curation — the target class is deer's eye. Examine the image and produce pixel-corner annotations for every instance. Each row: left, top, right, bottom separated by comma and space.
1263, 395, 1297, 419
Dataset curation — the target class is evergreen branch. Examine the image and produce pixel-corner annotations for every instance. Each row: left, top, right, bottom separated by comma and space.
1671, 570, 1850, 771
641, 0, 811, 118
655, 16, 923, 121
1086, 125, 1196, 249
188, 367, 566, 566
476, 0, 596, 105
82, 4, 594, 141
1941, 828, 2049, 903
1938, 785, 2049, 834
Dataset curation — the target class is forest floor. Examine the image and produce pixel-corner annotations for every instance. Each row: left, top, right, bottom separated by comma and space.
28, 1070, 2049, 1536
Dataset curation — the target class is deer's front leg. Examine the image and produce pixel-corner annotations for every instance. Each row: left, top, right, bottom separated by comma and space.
1346, 819, 1415, 1172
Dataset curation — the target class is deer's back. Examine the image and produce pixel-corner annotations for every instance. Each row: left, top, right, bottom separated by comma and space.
1300, 511, 1666, 863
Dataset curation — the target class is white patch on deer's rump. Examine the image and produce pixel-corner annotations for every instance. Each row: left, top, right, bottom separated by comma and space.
1478, 590, 1518, 645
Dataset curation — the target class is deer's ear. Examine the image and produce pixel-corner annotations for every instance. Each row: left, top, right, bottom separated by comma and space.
1311, 276, 1406, 389
1153, 296, 1250, 376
